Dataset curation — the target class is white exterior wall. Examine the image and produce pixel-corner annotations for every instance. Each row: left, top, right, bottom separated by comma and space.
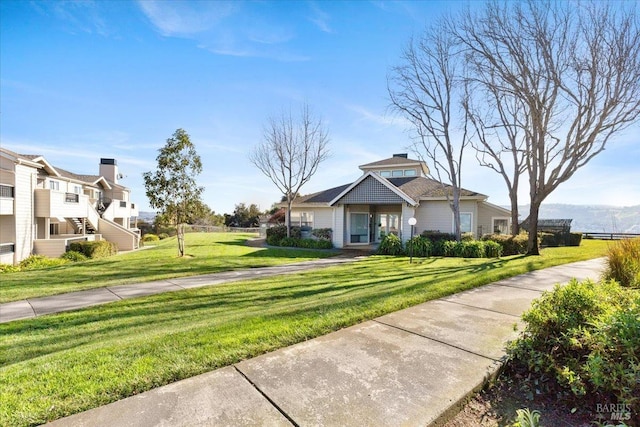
34, 189, 90, 218
477, 202, 511, 236
14, 164, 37, 263
401, 204, 417, 243
332, 205, 345, 248
311, 208, 333, 230
415, 201, 451, 234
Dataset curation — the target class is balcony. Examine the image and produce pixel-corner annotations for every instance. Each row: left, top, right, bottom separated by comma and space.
0, 185, 14, 215
35, 189, 89, 218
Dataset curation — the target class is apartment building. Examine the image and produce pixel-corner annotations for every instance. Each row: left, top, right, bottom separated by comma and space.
0, 147, 140, 265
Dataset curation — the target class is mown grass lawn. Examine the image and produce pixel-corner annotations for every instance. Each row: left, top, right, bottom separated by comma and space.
0, 233, 336, 303
0, 240, 610, 426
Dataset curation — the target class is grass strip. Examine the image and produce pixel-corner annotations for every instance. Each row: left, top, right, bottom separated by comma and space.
0, 233, 335, 303
0, 240, 610, 426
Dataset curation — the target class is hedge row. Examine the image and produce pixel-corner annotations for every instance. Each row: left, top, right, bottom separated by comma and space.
69, 240, 117, 259
377, 234, 503, 258
266, 225, 333, 249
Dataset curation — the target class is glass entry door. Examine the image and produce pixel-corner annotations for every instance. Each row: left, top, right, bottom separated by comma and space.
376, 213, 400, 241
349, 213, 369, 244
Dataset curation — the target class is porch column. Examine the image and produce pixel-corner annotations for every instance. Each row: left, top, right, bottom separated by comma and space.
44, 218, 50, 239
332, 205, 345, 248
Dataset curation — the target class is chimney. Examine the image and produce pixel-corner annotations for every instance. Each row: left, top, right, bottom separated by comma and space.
100, 158, 118, 184
393, 153, 408, 159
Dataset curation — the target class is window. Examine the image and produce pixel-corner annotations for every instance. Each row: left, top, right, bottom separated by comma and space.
50, 223, 59, 235
403, 169, 417, 176
49, 180, 60, 191
73, 186, 82, 194
459, 213, 472, 234
493, 218, 509, 234
392, 170, 404, 177
380, 171, 391, 178
290, 211, 313, 228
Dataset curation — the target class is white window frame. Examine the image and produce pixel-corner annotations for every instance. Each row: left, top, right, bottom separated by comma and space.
49, 180, 60, 191
403, 169, 417, 176
492, 217, 510, 234
290, 211, 314, 228
380, 171, 391, 178
453, 212, 473, 234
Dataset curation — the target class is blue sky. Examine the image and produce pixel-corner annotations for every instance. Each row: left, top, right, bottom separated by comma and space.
1, 0, 638, 214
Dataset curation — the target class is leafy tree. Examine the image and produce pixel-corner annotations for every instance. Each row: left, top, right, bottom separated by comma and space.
224, 203, 261, 228
143, 128, 204, 256
250, 103, 330, 237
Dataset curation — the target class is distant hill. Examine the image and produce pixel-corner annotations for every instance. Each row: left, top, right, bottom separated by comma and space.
517, 204, 640, 233
137, 211, 157, 223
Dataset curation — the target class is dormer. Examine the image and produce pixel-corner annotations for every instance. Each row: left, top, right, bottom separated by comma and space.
358, 153, 429, 178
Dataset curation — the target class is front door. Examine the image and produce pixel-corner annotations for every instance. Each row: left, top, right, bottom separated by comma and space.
376, 213, 400, 242
349, 213, 369, 244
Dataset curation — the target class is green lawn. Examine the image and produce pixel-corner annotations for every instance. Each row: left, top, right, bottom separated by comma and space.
0, 240, 610, 426
0, 233, 336, 303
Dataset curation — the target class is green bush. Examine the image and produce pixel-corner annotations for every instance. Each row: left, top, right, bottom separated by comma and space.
60, 251, 88, 262
273, 237, 333, 249
421, 230, 456, 242
19, 255, 68, 270
460, 240, 485, 258
442, 240, 458, 257
482, 233, 529, 255
377, 234, 405, 255
484, 240, 503, 258
461, 232, 475, 242
311, 228, 332, 240
0, 264, 21, 273
69, 241, 117, 259
603, 238, 640, 288
405, 235, 432, 257
507, 279, 639, 412
539, 232, 558, 247
567, 232, 582, 247
142, 233, 160, 242
266, 225, 302, 246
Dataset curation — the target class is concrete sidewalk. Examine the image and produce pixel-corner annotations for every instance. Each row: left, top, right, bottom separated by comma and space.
0, 255, 364, 323
45, 258, 605, 427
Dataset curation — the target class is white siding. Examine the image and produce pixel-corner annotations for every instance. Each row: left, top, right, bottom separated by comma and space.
14, 164, 36, 263
477, 202, 511, 236
415, 201, 451, 234
332, 205, 345, 248
312, 208, 333, 230
401, 205, 417, 243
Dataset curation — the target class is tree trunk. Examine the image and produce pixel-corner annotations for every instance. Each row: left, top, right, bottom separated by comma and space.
286, 196, 292, 238
526, 202, 541, 255
177, 223, 185, 257
452, 186, 462, 241
509, 190, 520, 235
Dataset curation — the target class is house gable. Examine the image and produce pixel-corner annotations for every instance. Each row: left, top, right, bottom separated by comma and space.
330, 173, 417, 206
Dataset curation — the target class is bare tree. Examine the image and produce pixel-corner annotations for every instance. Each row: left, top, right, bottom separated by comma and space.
250, 103, 330, 237
388, 19, 470, 241
463, 79, 528, 235
458, 0, 640, 254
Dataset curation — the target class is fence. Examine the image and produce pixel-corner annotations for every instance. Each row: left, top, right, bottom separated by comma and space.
582, 232, 640, 240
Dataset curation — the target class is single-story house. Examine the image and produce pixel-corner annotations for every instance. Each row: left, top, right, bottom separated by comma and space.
285, 153, 511, 248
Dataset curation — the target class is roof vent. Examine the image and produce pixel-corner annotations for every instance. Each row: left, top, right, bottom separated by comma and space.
393, 153, 408, 159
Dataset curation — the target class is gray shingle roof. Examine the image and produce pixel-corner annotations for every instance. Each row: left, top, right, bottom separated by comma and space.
359, 156, 424, 168
293, 175, 485, 206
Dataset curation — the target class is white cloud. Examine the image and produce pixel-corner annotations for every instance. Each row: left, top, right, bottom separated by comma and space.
308, 3, 332, 33
137, 1, 235, 36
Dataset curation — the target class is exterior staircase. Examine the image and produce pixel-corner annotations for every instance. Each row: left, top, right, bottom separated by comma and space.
67, 218, 96, 234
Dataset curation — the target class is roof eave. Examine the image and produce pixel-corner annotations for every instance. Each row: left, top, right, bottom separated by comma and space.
329, 172, 418, 207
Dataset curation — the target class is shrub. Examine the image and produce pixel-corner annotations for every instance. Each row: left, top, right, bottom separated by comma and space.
567, 232, 582, 247
421, 230, 456, 242
142, 233, 160, 242
482, 233, 529, 255
603, 238, 640, 288
0, 264, 21, 273
266, 225, 302, 246
484, 240, 503, 258
460, 240, 485, 258
377, 234, 405, 255
442, 240, 458, 257
405, 235, 432, 257
507, 279, 638, 412
461, 232, 475, 242
539, 232, 558, 247
311, 228, 332, 240
19, 255, 68, 270
60, 250, 88, 262
158, 233, 170, 240
69, 241, 117, 259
